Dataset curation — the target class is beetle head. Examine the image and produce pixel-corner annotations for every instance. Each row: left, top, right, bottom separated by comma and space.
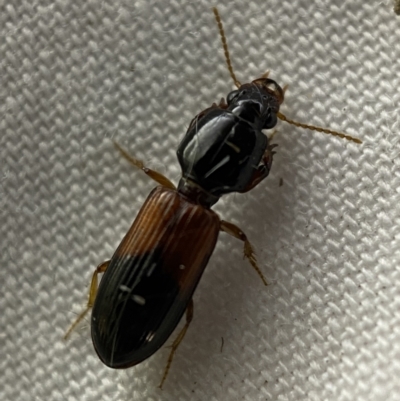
226, 78, 284, 130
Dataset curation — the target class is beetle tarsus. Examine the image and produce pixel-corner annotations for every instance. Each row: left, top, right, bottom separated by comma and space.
159, 299, 194, 389
220, 220, 268, 286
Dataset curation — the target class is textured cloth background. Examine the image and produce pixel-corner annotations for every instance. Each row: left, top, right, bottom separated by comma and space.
1, 1, 400, 400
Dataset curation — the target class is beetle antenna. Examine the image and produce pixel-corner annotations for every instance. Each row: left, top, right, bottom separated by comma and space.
213, 7, 241, 88
277, 112, 362, 144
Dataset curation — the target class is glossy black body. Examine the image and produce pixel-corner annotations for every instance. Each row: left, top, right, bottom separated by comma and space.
91, 78, 283, 368
177, 79, 282, 200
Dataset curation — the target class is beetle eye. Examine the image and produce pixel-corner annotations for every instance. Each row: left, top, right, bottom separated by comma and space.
227, 90, 239, 104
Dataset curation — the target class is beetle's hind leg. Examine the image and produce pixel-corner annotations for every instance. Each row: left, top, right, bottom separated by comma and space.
113, 141, 176, 190
159, 299, 194, 389
64, 260, 110, 339
220, 221, 268, 286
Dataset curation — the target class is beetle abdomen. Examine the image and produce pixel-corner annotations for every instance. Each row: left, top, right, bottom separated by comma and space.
91, 186, 220, 368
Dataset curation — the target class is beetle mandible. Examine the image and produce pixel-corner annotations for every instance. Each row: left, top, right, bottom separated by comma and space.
65, 7, 361, 388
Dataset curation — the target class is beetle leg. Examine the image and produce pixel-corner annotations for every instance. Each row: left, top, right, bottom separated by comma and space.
64, 260, 110, 339
220, 220, 268, 286
159, 298, 194, 389
113, 141, 176, 190
238, 143, 278, 193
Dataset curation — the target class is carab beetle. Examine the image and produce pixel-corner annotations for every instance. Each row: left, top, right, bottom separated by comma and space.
65, 7, 361, 387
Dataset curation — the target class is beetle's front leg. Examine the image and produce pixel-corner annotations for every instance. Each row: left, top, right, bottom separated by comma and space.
239, 143, 278, 193
113, 142, 176, 190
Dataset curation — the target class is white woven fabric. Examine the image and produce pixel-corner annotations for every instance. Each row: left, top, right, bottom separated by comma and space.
1, 0, 400, 400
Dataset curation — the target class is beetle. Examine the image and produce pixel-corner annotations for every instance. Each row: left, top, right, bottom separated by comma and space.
65, 7, 361, 387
